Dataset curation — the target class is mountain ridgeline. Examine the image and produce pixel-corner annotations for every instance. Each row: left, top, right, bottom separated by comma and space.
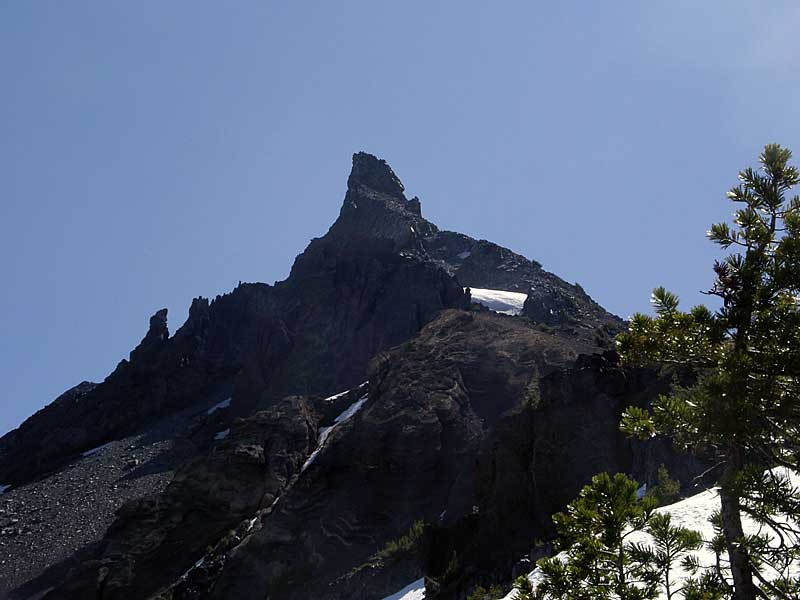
0, 154, 695, 600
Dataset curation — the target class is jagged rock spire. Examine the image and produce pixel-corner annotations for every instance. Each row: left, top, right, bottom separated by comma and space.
147, 309, 169, 341
324, 152, 438, 248
347, 152, 406, 199
129, 308, 169, 362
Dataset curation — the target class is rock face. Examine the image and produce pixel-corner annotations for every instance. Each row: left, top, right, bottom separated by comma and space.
52, 394, 332, 600
421, 352, 705, 598
48, 311, 697, 600
206, 314, 699, 600
0, 152, 619, 488
0, 297, 238, 485
0, 153, 469, 487
424, 233, 622, 334
0, 152, 692, 600
327, 152, 439, 247
206, 310, 592, 600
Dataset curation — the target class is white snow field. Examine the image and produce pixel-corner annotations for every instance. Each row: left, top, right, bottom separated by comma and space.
386, 469, 798, 600
467, 288, 527, 316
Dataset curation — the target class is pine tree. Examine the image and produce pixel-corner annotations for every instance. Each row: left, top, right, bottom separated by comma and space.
513, 575, 534, 600
681, 571, 729, 600
628, 513, 703, 599
534, 472, 660, 600
648, 464, 681, 507
618, 144, 800, 599
467, 584, 506, 600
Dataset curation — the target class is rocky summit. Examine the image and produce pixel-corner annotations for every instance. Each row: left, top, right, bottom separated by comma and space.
0, 154, 696, 600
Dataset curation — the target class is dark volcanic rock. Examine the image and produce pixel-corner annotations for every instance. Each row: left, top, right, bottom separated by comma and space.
129, 308, 169, 363
0, 400, 216, 599
42, 310, 595, 600
0, 153, 470, 487
0, 300, 242, 486
424, 232, 622, 333
326, 152, 439, 248
422, 352, 704, 598
50, 394, 328, 600
1, 152, 646, 600
204, 310, 601, 600
0, 151, 619, 487
0, 381, 98, 485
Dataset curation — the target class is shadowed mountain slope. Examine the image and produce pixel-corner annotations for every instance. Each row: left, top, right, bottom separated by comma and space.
0, 153, 654, 600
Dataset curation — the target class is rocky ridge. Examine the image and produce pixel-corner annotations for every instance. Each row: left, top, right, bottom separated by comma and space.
0, 153, 681, 600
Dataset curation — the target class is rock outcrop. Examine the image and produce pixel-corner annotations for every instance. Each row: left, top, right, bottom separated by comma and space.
422, 352, 704, 598
326, 152, 439, 247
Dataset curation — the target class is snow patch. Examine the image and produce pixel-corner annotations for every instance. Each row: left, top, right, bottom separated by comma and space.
324, 387, 361, 403
382, 577, 425, 600
457, 250, 472, 259
467, 288, 527, 316
246, 514, 260, 531
81, 441, 114, 458
333, 394, 369, 425
0, 484, 10, 495
207, 397, 231, 415
214, 429, 230, 441
302, 394, 369, 472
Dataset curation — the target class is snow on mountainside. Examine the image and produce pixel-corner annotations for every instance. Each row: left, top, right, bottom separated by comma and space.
302, 390, 368, 472
385, 469, 799, 600
468, 288, 528, 315
382, 578, 426, 600
0, 153, 627, 598
163, 385, 373, 597
502, 468, 800, 600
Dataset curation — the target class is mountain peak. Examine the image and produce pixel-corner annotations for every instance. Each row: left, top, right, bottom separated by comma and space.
347, 152, 406, 199
316, 151, 439, 247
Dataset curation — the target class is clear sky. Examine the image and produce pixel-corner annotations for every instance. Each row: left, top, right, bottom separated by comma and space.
2, 2, 799, 435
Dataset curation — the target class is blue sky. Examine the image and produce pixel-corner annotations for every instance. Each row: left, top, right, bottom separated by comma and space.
1, 1, 799, 434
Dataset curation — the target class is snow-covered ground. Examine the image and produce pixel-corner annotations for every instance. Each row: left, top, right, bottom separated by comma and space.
382, 578, 426, 600
302, 393, 369, 472
502, 468, 799, 599
467, 288, 527, 316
